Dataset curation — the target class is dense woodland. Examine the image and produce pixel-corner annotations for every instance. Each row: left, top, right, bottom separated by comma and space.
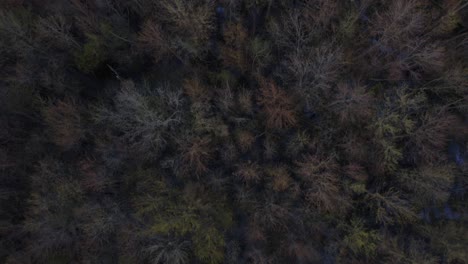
1, 0, 467, 263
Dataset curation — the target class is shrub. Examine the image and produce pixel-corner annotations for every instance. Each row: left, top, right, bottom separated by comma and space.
77, 202, 121, 250
0, 0, 24, 9
262, 134, 278, 160
144, 238, 190, 264
267, 10, 314, 51
303, 0, 339, 29
183, 77, 211, 103
283, 43, 343, 105
339, 132, 370, 163
234, 161, 262, 184
257, 79, 297, 129
265, 165, 291, 192
371, 87, 427, 173
252, 197, 293, 231
74, 34, 106, 73
24, 159, 84, 261
344, 163, 369, 183
235, 129, 255, 153
138, 20, 168, 63
135, 182, 232, 264
397, 165, 456, 208
191, 110, 229, 138
433, 0, 465, 34
329, 81, 374, 125
43, 99, 83, 150
178, 137, 213, 177
373, 138, 403, 174
366, 190, 417, 226
370, 0, 427, 50
0, 8, 35, 57
285, 240, 320, 263
244, 248, 269, 264
248, 37, 271, 71
36, 15, 76, 50
70, 0, 100, 34
220, 140, 239, 164
221, 22, 248, 71
237, 89, 253, 114
158, 0, 215, 59
428, 222, 468, 263
407, 110, 462, 164
295, 155, 350, 214
342, 219, 380, 260
286, 131, 311, 158
78, 158, 108, 193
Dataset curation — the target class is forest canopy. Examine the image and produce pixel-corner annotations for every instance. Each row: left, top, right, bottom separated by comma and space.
0, 0, 467, 263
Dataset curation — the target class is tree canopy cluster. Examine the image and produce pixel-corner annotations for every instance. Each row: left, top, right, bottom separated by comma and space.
0, 0, 467, 263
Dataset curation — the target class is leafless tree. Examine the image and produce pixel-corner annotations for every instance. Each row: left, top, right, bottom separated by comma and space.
93, 80, 183, 159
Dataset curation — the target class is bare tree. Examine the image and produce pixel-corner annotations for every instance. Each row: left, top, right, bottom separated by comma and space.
329, 81, 374, 125
295, 155, 350, 214
257, 79, 297, 130
93, 80, 183, 159
366, 190, 417, 226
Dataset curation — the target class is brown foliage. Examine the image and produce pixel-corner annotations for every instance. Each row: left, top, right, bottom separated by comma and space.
257, 79, 297, 129
180, 137, 213, 177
